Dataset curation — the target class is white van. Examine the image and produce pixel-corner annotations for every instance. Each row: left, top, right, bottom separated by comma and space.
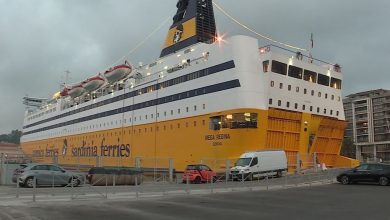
230, 150, 288, 180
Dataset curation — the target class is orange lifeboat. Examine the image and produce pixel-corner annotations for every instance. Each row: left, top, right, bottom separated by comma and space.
82, 76, 105, 92
104, 62, 132, 83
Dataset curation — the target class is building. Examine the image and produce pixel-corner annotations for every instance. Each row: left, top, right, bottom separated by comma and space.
343, 89, 390, 162
0, 143, 23, 159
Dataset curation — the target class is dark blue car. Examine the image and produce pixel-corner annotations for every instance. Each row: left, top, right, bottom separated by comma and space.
337, 163, 390, 186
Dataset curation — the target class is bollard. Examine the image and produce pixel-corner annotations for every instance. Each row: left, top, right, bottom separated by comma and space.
225, 159, 230, 184
105, 174, 108, 199
169, 159, 174, 183
135, 176, 139, 199
71, 176, 74, 200
186, 173, 190, 195
33, 176, 36, 202
16, 177, 19, 198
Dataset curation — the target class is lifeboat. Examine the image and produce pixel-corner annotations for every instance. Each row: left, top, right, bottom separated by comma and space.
60, 83, 86, 98
104, 63, 132, 83
82, 76, 105, 92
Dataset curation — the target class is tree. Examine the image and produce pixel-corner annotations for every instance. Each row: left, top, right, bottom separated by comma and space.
0, 129, 22, 144
340, 137, 356, 159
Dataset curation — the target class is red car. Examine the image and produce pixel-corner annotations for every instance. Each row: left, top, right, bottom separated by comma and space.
182, 164, 217, 184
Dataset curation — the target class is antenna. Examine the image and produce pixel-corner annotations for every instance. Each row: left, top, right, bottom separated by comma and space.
60, 70, 71, 89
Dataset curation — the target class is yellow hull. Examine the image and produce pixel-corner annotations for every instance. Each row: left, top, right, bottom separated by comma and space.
21, 108, 359, 171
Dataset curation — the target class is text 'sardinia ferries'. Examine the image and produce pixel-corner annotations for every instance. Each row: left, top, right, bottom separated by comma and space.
21, 0, 358, 172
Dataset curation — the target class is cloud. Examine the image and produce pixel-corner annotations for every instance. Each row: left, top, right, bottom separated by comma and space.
0, 0, 389, 133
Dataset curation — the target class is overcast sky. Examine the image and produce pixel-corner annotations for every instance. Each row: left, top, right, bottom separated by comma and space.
0, 0, 389, 134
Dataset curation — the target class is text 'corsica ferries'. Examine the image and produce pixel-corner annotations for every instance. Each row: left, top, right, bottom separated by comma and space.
21, 0, 358, 171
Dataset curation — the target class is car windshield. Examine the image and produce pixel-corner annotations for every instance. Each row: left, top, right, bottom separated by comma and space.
235, 158, 252, 167
186, 165, 201, 170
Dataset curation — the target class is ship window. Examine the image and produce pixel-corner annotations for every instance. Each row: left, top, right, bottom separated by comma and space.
288, 65, 303, 79
186, 107, 189, 112
330, 110, 333, 115
310, 106, 313, 111
331, 77, 342, 89
296, 87, 299, 92
303, 70, 317, 83
271, 60, 287, 75
210, 116, 221, 130
318, 92, 321, 97
337, 111, 339, 116
287, 102, 290, 108
203, 104, 206, 109
164, 111, 167, 116
279, 83, 283, 89
302, 105, 306, 110
263, 60, 269, 73
295, 103, 298, 109
269, 99, 273, 105
331, 95, 335, 100
278, 100, 281, 106
311, 90, 314, 96
202, 120, 205, 126
145, 115, 148, 120
317, 107, 320, 113
288, 85, 291, 91
221, 113, 258, 129
324, 109, 327, 114
194, 105, 197, 111
178, 109, 181, 114
304, 88, 307, 94
171, 110, 173, 115
270, 81, 274, 87
318, 74, 330, 86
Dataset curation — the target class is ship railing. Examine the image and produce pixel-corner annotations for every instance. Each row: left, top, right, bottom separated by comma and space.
259, 44, 342, 73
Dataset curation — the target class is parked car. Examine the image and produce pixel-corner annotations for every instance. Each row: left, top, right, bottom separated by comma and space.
337, 163, 390, 186
182, 164, 217, 184
230, 150, 288, 180
17, 164, 85, 188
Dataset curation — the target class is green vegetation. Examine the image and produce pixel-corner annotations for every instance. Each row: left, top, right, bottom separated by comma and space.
0, 130, 22, 144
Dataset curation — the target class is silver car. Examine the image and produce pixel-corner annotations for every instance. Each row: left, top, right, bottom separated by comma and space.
17, 164, 85, 188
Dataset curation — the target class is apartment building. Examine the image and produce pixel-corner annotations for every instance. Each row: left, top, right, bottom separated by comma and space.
343, 89, 390, 162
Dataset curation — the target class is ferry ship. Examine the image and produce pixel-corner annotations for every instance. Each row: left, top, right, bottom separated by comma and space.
21, 0, 358, 171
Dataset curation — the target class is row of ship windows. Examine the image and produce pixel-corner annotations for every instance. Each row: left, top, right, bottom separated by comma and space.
270, 81, 341, 101
263, 60, 342, 89
25, 61, 235, 125
269, 99, 340, 116
28, 108, 57, 121
30, 104, 206, 137
39, 119, 209, 140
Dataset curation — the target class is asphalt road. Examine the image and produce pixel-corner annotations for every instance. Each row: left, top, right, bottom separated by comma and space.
0, 183, 389, 220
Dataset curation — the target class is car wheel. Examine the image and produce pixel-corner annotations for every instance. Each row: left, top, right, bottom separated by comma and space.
379, 177, 389, 186
69, 177, 80, 187
194, 176, 201, 184
340, 175, 350, 185
25, 177, 36, 188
